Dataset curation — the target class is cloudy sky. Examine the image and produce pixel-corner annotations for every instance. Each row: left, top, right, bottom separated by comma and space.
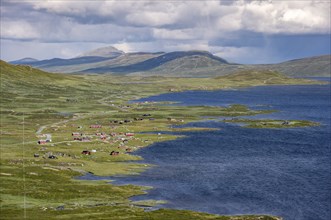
1, 0, 330, 64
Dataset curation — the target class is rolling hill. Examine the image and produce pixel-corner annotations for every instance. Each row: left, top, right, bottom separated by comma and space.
262, 55, 331, 77
12, 52, 164, 73
17, 56, 112, 69
0, 60, 88, 98
11, 57, 39, 64
10, 45, 330, 77
82, 51, 228, 74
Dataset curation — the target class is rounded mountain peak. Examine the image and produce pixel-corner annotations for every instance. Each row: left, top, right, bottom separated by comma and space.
78, 46, 124, 58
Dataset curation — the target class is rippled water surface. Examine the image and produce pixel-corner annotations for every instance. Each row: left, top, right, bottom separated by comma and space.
82, 79, 331, 220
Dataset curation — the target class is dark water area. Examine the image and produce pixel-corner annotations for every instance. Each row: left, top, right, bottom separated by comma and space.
82, 79, 331, 220
134, 78, 331, 123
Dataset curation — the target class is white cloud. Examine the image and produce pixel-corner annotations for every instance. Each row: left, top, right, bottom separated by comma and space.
32, 1, 102, 16
2, 0, 330, 41
152, 28, 197, 40
126, 11, 178, 27
165, 41, 210, 52
1, 20, 40, 40
1, 0, 330, 62
1, 16, 152, 44
112, 42, 133, 53
239, 0, 330, 34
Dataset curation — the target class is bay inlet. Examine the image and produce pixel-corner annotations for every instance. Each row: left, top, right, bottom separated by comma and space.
83, 80, 331, 220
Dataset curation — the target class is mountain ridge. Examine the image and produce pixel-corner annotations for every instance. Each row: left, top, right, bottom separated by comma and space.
11, 57, 39, 64
9, 46, 330, 77
77, 46, 124, 58
82, 51, 229, 74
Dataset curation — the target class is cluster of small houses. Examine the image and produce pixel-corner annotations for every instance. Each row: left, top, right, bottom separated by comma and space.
71, 130, 135, 141
35, 114, 185, 159
36, 125, 139, 159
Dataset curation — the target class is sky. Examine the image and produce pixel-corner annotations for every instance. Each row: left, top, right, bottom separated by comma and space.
0, 0, 330, 64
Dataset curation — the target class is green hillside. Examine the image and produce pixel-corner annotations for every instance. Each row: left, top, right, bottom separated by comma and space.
0, 61, 323, 220
218, 69, 291, 83
0, 60, 82, 89
0, 60, 110, 114
265, 55, 331, 77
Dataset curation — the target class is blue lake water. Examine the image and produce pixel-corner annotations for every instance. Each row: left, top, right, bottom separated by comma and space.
82, 79, 331, 220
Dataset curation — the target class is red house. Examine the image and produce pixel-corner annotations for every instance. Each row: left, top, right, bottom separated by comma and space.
90, 125, 102, 128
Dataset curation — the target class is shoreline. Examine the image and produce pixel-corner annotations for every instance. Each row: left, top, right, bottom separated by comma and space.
75, 83, 325, 219
1, 64, 328, 219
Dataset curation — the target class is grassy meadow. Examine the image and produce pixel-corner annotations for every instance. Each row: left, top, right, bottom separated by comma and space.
1, 60, 324, 219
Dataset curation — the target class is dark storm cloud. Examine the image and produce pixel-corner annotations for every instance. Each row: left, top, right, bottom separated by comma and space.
209, 31, 268, 48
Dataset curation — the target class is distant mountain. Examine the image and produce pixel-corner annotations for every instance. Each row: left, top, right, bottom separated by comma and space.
82, 51, 229, 74
11, 57, 39, 64
128, 55, 330, 77
77, 46, 124, 58
9, 45, 330, 77
13, 56, 114, 68
10, 50, 164, 73
263, 55, 331, 77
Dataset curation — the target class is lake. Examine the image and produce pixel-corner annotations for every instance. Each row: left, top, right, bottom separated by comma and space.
82, 80, 331, 220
